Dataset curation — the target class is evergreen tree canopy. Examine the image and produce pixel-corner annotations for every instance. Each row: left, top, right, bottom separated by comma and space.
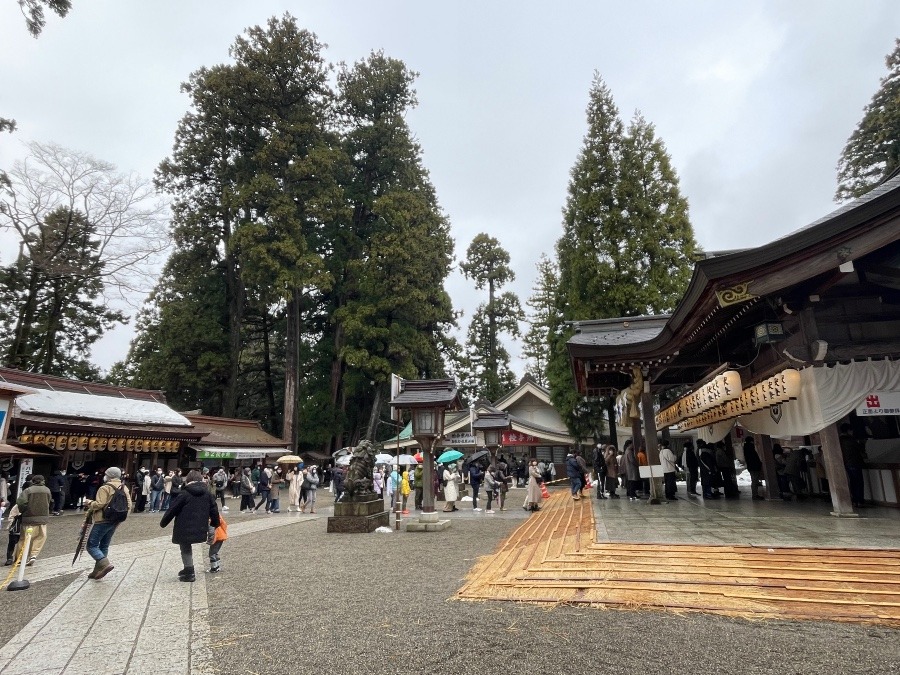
459, 234, 523, 402
549, 73, 697, 432
836, 39, 900, 201
522, 254, 560, 387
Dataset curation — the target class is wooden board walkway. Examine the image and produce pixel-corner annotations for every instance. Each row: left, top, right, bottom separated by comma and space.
455, 491, 900, 627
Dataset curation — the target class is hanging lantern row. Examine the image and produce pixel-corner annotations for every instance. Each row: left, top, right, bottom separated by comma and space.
17, 433, 181, 453
656, 370, 743, 429
674, 369, 802, 431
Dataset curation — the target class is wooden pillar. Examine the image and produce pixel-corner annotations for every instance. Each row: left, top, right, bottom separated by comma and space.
754, 434, 781, 501
641, 390, 662, 502
420, 438, 436, 514
819, 423, 857, 517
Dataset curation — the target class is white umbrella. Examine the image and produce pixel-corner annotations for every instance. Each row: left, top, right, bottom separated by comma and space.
396, 454, 418, 465
332, 447, 353, 458
374, 453, 394, 465
335, 454, 352, 466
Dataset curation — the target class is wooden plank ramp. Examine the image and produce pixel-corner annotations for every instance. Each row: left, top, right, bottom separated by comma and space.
454, 491, 900, 627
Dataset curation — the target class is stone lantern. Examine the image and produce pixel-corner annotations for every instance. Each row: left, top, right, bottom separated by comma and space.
390, 378, 461, 531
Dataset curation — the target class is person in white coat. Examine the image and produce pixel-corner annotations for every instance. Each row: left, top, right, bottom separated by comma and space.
442, 464, 460, 512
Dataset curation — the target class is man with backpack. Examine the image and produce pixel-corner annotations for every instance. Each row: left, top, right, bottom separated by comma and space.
150, 468, 165, 513
83, 467, 132, 580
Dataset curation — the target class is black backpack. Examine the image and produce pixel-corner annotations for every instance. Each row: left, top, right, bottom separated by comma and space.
103, 483, 129, 524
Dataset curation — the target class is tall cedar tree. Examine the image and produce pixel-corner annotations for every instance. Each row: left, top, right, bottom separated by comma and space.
460, 234, 524, 403
0, 208, 124, 379
155, 16, 339, 434
836, 39, 900, 201
325, 52, 455, 448
550, 74, 697, 435
522, 254, 560, 387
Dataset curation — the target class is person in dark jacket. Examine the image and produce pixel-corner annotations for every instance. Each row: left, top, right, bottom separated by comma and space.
743, 438, 764, 500
160, 470, 220, 582
48, 470, 66, 516
697, 440, 721, 499
332, 465, 346, 502
682, 441, 699, 495
15, 474, 52, 564
592, 444, 607, 499
565, 452, 582, 500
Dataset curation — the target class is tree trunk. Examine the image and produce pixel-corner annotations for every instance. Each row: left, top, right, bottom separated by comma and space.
328, 321, 345, 450
38, 280, 65, 374
282, 289, 299, 450
606, 397, 618, 447
261, 308, 278, 435
221, 217, 243, 418
365, 386, 383, 442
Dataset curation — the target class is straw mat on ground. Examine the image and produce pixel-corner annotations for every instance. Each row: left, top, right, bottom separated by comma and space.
455, 491, 900, 627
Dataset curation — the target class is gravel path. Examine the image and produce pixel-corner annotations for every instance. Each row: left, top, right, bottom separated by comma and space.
206, 515, 900, 675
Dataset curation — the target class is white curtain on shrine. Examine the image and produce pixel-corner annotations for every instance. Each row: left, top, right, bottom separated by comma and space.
738, 360, 900, 437
696, 419, 735, 444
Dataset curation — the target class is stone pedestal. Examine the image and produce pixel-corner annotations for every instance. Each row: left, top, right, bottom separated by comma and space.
327, 497, 390, 533
404, 510, 452, 532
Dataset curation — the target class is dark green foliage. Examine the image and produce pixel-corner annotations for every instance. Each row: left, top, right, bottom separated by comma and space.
459, 234, 523, 403
522, 254, 559, 387
0, 208, 124, 379
549, 73, 697, 432
836, 39, 900, 201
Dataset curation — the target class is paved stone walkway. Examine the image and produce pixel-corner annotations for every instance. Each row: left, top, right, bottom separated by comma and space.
593, 492, 900, 547
0, 515, 315, 675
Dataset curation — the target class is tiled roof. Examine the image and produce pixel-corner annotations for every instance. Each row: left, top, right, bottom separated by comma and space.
390, 379, 460, 408
186, 415, 288, 448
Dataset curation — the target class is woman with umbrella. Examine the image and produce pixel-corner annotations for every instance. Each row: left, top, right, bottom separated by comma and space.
442, 462, 461, 512
160, 470, 220, 582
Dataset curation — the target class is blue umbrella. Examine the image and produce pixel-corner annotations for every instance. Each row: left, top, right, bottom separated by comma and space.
437, 449, 464, 464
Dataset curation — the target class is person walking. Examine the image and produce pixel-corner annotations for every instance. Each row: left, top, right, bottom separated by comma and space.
399, 468, 411, 515
483, 466, 498, 514
160, 470, 220, 583
698, 441, 721, 499
592, 444, 607, 499
604, 445, 619, 498
83, 466, 132, 580
288, 466, 302, 512
303, 466, 320, 513
565, 451, 582, 500
413, 464, 424, 511
839, 424, 867, 507
212, 467, 229, 511
523, 459, 543, 511
332, 465, 346, 502
253, 465, 272, 512
207, 513, 227, 573
267, 467, 284, 513
659, 440, 679, 501
743, 438, 764, 500
442, 463, 460, 512
135, 468, 151, 513
468, 462, 483, 512
682, 441, 699, 495
624, 443, 640, 501
150, 468, 165, 512
48, 470, 66, 516
15, 475, 52, 565
239, 468, 255, 513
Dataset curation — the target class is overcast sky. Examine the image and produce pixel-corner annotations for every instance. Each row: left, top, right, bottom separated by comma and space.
1, 1, 898, 376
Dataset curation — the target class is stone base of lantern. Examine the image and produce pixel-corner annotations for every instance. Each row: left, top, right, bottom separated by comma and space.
404, 510, 451, 532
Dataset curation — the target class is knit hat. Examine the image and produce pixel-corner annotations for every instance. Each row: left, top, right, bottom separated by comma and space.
105, 467, 122, 480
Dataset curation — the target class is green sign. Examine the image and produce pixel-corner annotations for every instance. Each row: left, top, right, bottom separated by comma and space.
198, 450, 236, 460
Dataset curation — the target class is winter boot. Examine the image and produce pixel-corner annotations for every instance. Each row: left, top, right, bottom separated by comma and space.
93, 558, 114, 580
179, 566, 196, 582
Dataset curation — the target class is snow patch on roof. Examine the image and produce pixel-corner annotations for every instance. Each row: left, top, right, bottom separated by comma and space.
16, 390, 192, 427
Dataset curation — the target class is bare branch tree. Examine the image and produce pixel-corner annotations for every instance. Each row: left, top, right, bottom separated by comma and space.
0, 141, 171, 306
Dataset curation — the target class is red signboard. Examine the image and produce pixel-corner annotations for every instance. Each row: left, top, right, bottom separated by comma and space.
502, 430, 541, 446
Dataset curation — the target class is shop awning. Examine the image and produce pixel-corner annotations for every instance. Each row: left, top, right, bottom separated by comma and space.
0, 443, 55, 457
190, 446, 285, 460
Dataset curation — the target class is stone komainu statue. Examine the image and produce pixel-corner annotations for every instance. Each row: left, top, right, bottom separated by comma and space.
344, 439, 376, 500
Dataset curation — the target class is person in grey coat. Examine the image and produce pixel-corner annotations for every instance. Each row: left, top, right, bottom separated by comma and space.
624, 443, 640, 501
160, 470, 220, 582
